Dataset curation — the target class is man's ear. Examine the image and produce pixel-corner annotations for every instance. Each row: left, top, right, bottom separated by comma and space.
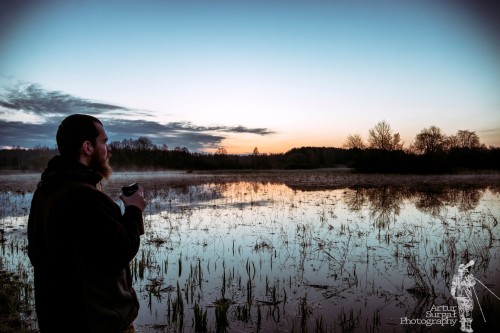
81, 140, 94, 156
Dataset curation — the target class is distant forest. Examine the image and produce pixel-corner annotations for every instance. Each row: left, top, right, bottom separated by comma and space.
1, 138, 499, 174
2, 121, 500, 173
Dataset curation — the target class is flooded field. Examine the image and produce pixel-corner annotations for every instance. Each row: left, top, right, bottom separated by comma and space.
1, 171, 500, 332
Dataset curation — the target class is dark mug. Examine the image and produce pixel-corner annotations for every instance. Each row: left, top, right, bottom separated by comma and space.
121, 182, 139, 197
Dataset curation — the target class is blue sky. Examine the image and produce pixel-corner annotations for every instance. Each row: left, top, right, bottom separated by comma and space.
1, 0, 499, 153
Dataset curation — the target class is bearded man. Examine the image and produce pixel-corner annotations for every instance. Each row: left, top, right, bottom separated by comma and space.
28, 114, 147, 333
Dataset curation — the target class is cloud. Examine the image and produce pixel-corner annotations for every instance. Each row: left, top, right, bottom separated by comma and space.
0, 119, 59, 148
0, 81, 275, 151
221, 125, 274, 135
103, 119, 274, 150
477, 128, 500, 146
0, 82, 132, 116
103, 119, 227, 150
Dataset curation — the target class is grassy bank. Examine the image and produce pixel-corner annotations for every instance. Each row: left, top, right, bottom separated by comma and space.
0, 268, 36, 332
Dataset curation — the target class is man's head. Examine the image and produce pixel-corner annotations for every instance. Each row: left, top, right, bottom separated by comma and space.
56, 114, 112, 179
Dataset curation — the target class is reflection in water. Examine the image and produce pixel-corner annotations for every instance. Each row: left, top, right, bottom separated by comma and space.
1, 181, 499, 332
343, 186, 485, 222
414, 187, 483, 215
136, 183, 500, 332
345, 187, 404, 229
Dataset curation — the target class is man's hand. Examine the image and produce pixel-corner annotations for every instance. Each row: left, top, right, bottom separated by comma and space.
119, 187, 147, 212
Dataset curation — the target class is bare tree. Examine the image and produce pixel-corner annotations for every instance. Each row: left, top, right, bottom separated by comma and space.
215, 147, 228, 155
343, 134, 365, 149
412, 126, 447, 154
453, 130, 480, 149
368, 120, 402, 150
135, 137, 154, 151
392, 132, 404, 150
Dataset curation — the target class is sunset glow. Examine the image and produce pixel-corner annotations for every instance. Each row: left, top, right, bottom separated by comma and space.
1, 0, 499, 153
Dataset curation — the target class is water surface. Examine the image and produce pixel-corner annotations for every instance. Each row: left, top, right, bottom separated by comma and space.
1, 173, 499, 332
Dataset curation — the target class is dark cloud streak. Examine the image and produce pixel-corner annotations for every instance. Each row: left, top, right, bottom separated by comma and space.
0, 119, 59, 148
1, 83, 131, 115
0, 82, 275, 151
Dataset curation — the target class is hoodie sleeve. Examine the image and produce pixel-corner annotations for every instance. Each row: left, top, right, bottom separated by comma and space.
69, 186, 143, 273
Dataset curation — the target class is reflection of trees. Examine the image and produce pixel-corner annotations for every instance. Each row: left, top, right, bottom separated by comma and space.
343, 189, 367, 211
448, 188, 482, 212
489, 186, 500, 196
414, 187, 482, 215
414, 190, 448, 216
366, 187, 404, 229
344, 187, 406, 229
304, 185, 495, 307
344, 186, 485, 220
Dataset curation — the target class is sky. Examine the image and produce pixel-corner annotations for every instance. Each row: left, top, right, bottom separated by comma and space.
1, 0, 499, 154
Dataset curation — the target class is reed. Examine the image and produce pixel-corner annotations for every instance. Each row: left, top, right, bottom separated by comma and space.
170, 281, 184, 331
214, 301, 230, 333
0, 269, 35, 332
193, 302, 207, 332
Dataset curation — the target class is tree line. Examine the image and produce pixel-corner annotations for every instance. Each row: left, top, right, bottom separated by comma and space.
344, 120, 485, 153
1, 121, 499, 173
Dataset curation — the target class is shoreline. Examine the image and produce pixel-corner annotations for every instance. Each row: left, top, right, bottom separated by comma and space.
2, 169, 499, 193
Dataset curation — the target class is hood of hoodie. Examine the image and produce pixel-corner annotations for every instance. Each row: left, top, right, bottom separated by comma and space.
38, 155, 103, 190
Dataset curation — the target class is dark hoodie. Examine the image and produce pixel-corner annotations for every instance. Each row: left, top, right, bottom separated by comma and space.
28, 156, 143, 333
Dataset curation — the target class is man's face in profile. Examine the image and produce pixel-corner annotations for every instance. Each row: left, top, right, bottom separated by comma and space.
90, 122, 112, 179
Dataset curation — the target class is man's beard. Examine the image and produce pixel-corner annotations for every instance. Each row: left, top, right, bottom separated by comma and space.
90, 151, 113, 180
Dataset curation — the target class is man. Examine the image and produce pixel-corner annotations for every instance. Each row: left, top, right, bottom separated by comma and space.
28, 114, 147, 332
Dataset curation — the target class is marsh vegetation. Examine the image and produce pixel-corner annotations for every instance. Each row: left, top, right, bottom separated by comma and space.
1, 171, 499, 332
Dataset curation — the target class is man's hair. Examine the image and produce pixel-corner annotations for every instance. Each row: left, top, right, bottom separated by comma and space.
56, 114, 102, 159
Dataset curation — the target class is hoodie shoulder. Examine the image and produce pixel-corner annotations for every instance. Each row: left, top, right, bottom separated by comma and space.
38, 155, 102, 190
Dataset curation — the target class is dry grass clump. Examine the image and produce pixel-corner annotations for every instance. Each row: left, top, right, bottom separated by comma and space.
0, 270, 36, 333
